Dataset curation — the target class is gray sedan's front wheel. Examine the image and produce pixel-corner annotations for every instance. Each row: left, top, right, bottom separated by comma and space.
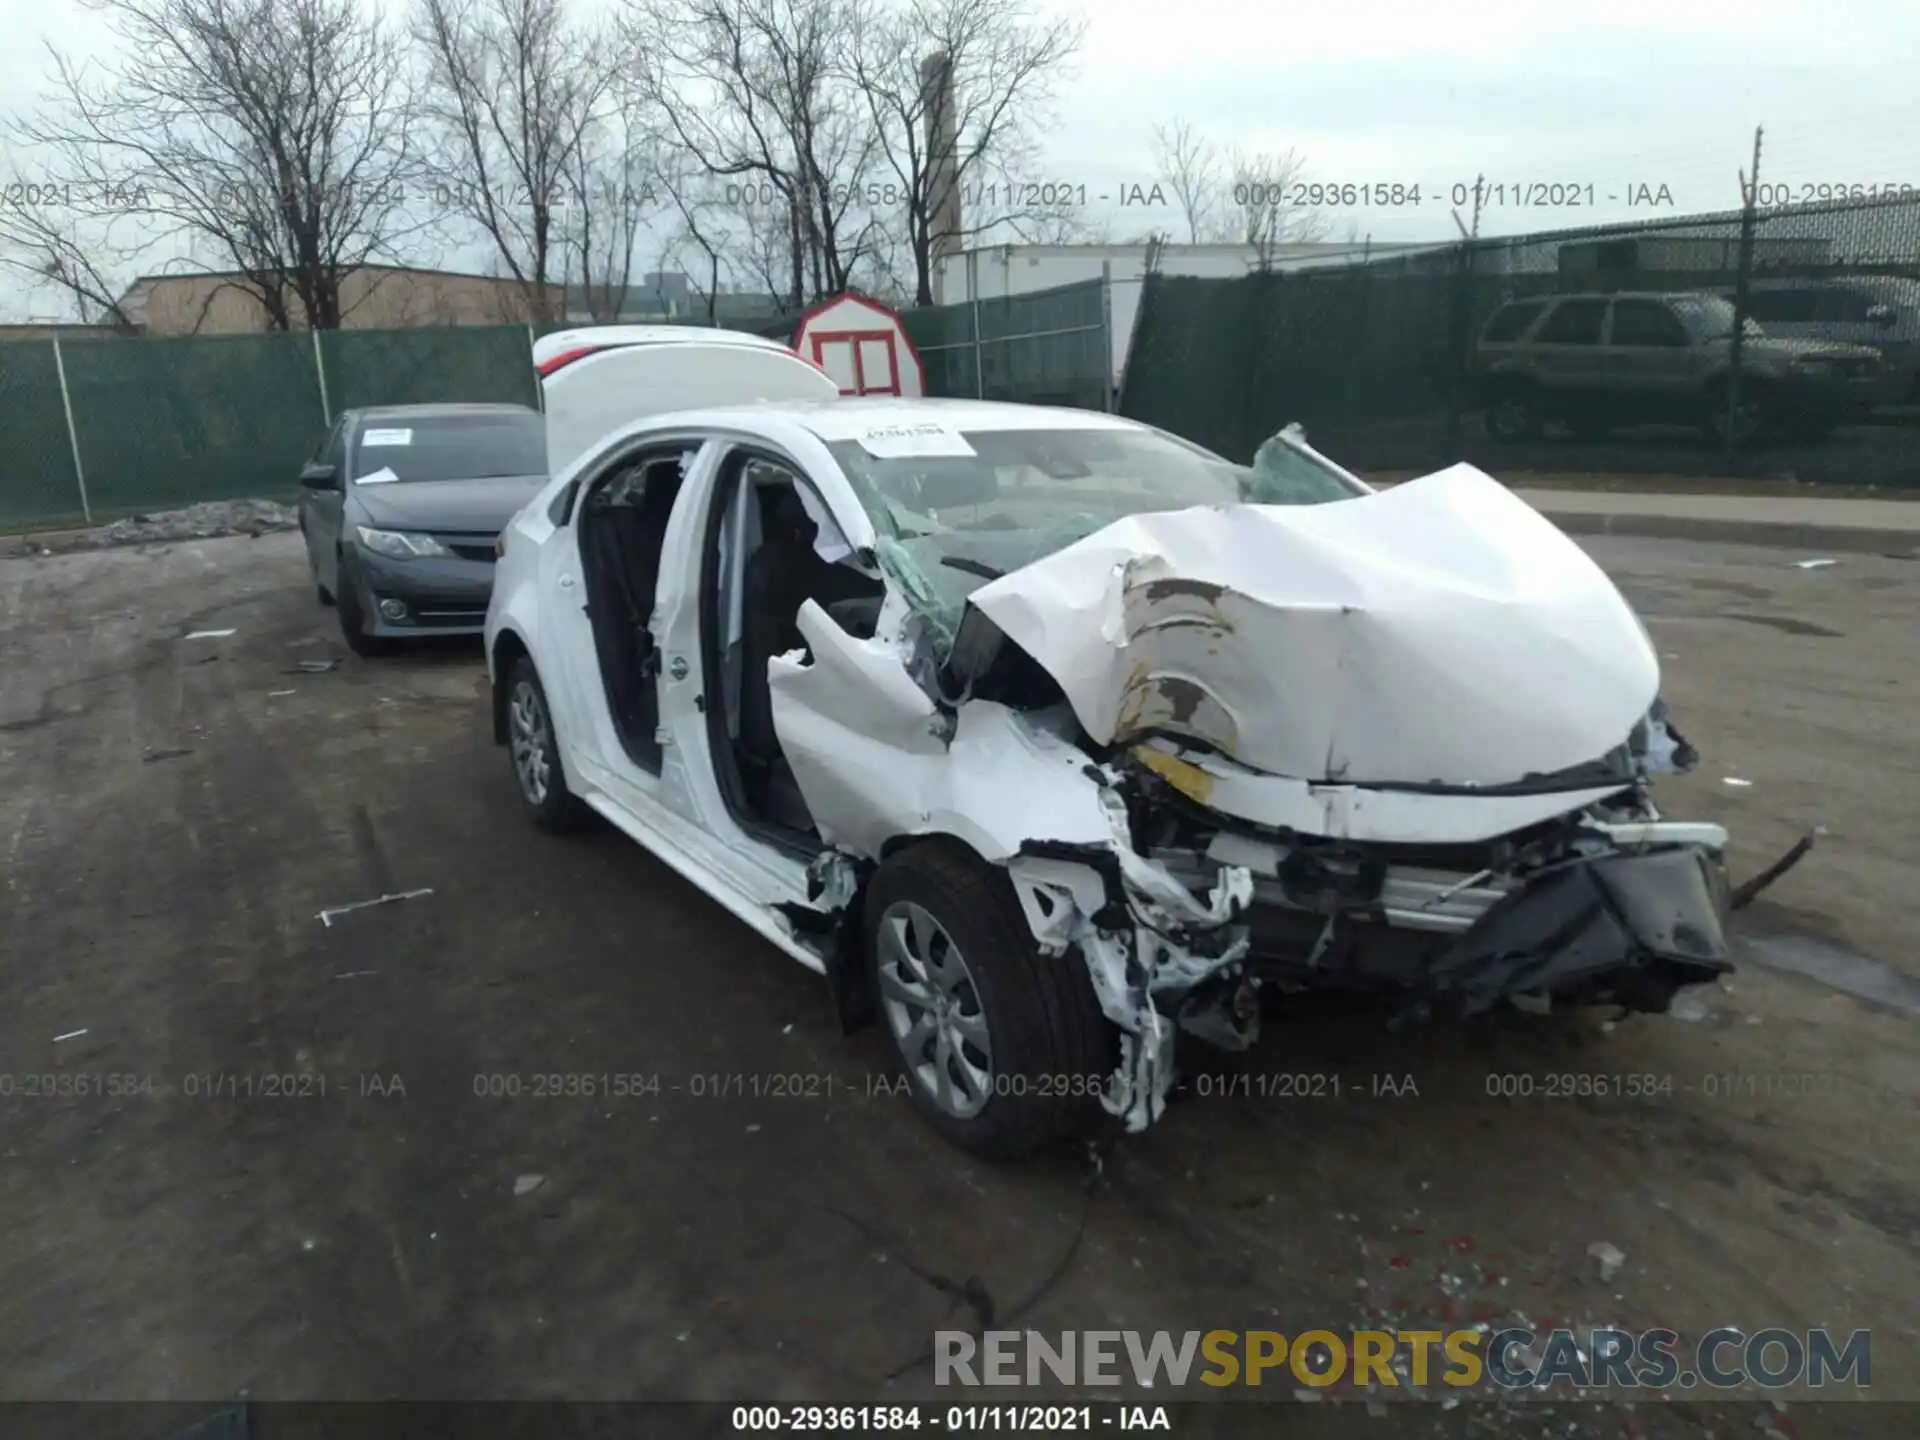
506, 657, 590, 832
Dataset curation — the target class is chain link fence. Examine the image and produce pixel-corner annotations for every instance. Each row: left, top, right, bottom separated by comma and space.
0, 323, 550, 531
1123, 194, 1920, 488
899, 277, 1112, 411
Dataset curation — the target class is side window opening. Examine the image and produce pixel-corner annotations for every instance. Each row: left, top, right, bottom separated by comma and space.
576, 444, 696, 773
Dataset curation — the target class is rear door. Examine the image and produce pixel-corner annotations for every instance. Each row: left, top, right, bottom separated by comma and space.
540, 440, 716, 817
1530, 299, 1612, 404
1604, 299, 1696, 419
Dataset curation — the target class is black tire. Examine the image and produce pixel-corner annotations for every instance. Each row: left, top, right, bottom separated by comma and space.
504, 657, 591, 832
864, 839, 1114, 1159
1703, 381, 1766, 448
335, 555, 392, 657
1484, 383, 1542, 442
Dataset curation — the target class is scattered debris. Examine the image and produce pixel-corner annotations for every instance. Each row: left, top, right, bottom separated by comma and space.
1586, 1241, 1626, 1282
289, 658, 339, 674
52, 1029, 88, 1043
1722, 777, 1754, 788
267, 689, 296, 698
183, 628, 237, 640
333, 970, 378, 980
513, 1174, 545, 1196
22, 500, 299, 554
1791, 558, 1838, 570
142, 747, 194, 763
1669, 992, 1711, 1023
315, 887, 434, 927
746, 1123, 762, 1134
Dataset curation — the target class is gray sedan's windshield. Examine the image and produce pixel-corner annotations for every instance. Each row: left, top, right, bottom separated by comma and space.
825, 424, 1362, 634
352, 413, 545, 483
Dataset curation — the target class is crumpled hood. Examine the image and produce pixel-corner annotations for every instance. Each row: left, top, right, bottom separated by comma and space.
966, 463, 1660, 789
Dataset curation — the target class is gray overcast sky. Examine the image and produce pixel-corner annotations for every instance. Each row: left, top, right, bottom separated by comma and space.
2, 0, 1917, 317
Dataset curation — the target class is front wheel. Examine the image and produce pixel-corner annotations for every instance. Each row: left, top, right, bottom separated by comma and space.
506, 657, 590, 831
335, 556, 392, 657
1485, 384, 1542, 442
865, 840, 1113, 1159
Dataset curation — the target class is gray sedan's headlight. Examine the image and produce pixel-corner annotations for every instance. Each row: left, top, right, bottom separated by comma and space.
356, 525, 450, 560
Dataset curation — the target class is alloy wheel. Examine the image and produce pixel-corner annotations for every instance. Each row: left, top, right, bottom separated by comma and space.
876, 900, 994, 1119
509, 679, 552, 806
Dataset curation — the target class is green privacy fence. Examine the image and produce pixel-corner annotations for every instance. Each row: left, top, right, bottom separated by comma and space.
0, 293, 1113, 531
0, 324, 543, 531
898, 278, 1112, 411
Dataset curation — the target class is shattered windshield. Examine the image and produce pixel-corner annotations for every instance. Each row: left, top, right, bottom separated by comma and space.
825, 423, 1364, 639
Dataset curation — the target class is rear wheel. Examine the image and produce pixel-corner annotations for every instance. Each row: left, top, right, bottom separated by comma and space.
1704, 381, 1766, 447
865, 840, 1113, 1159
506, 657, 590, 831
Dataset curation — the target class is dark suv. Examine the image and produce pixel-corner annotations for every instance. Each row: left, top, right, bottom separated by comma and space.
1473, 291, 1886, 444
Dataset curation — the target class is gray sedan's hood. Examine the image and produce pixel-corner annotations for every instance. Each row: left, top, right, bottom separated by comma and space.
351, 474, 546, 532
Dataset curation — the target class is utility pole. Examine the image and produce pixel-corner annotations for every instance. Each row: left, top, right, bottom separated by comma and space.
1441, 176, 1485, 464
1725, 125, 1764, 455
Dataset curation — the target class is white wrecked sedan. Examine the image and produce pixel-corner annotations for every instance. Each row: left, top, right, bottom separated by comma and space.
488, 379, 1753, 1158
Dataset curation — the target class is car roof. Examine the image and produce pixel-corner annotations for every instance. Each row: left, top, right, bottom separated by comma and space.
1533, 291, 1714, 304
351, 402, 538, 424
638, 396, 1145, 443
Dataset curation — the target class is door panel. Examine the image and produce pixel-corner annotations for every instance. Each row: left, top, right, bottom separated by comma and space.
311, 417, 350, 591
1604, 299, 1696, 418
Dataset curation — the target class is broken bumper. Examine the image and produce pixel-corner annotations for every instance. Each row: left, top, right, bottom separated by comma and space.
1415, 844, 1732, 1014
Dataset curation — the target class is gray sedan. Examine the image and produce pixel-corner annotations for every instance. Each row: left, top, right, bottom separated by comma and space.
297, 403, 547, 655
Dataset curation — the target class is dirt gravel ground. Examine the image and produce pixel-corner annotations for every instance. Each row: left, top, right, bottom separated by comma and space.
0, 532, 1915, 1439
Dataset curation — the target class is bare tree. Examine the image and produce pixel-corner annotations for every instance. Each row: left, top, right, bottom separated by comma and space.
0, 203, 144, 327
1226, 144, 1326, 264
653, 149, 740, 324
9, 0, 418, 329
1148, 118, 1219, 245
847, 0, 1084, 305
631, 0, 885, 308
563, 77, 664, 322
414, 0, 614, 323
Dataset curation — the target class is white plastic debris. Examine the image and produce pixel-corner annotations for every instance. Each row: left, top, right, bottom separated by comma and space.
1587, 1241, 1626, 1282
513, 1174, 544, 1196
1792, 559, 1837, 570
316, 888, 434, 927
53, 1028, 88, 1043
184, 629, 237, 640
1670, 992, 1711, 1022
268, 689, 296, 697
1722, 777, 1754, 788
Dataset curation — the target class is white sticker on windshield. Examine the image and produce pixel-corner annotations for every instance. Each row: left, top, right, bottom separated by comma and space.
856, 423, 976, 459
362, 428, 413, 446
356, 466, 400, 485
